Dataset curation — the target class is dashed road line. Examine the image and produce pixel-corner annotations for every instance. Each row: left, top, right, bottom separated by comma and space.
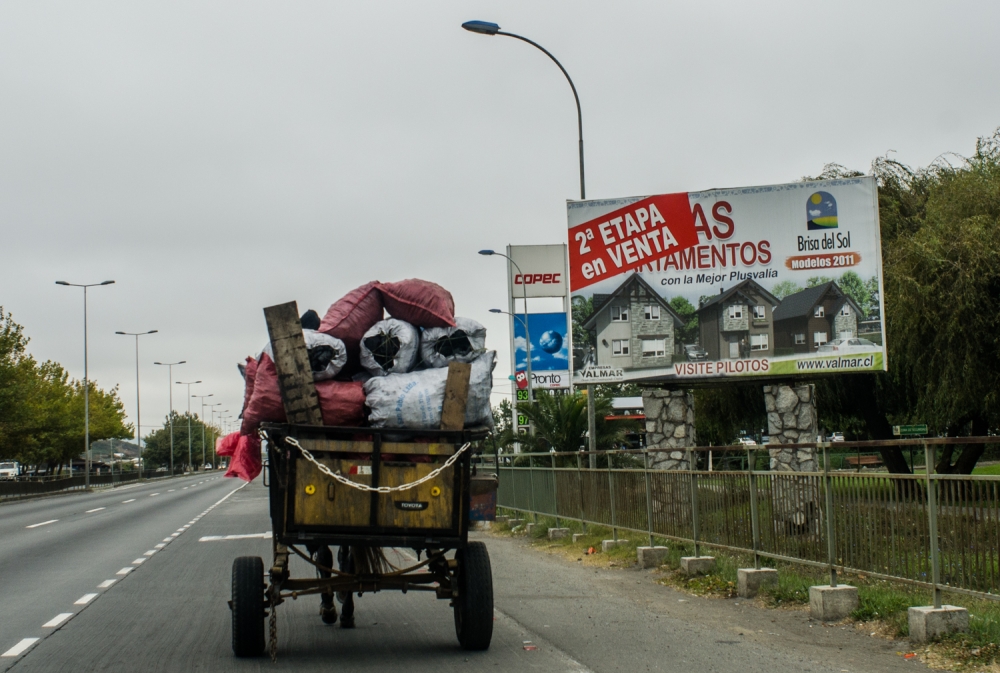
26, 520, 58, 529
74, 594, 98, 605
116, 567, 133, 576
149, 493, 160, 497
42, 613, 73, 628
85, 507, 106, 513
122, 499, 136, 503
143, 550, 156, 556
97, 580, 116, 588
2, 638, 39, 657
131, 558, 146, 565
199, 532, 272, 542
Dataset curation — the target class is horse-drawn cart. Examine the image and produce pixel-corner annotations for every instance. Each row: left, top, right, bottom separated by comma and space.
230, 302, 496, 658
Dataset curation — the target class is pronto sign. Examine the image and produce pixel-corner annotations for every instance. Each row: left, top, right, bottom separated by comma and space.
567, 177, 887, 384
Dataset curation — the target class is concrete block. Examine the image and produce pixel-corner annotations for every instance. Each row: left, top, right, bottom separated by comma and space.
680, 556, 715, 575
601, 539, 629, 552
908, 605, 969, 643
525, 523, 541, 536
809, 585, 859, 621
547, 527, 570, 540
494, 515, 509, 525
572, 533, 587, 543
737, 568, 778, 598
637, 546, 669, 568
507, 518, 524, 529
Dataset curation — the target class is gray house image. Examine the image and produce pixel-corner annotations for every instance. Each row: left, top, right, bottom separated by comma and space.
772, 282, 864, 354
581, 273, 685, 371
696, 279, 780, 360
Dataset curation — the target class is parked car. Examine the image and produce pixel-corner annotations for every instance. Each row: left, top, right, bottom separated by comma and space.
0, 461, 20, 480
684, 344, 708, 361
817, 338, 880, 354
830, 432, 845, 442
734, 437, 757, 446
155, 466, 168, 473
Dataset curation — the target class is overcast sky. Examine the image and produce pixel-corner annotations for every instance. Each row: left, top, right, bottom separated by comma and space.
2, 1, 997, 440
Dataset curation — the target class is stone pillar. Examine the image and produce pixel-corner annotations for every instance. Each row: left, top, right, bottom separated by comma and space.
763, 384, 820, 534
642, 389, 695, 470
764, 384, 818, 471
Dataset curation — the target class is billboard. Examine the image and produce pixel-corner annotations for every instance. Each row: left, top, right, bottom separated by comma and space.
513, 312, 571, 390
567, 176, 886, 384
508, 244, 568, 299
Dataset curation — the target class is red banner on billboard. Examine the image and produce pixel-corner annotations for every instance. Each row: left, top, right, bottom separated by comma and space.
568, 192, 698, 291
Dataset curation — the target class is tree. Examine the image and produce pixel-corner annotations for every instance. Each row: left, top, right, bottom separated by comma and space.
515, 391, 638, 460
142, 412, 214, 469
669, 296, 699, 345
771, 281, 802, 300
836, 271, 875, 316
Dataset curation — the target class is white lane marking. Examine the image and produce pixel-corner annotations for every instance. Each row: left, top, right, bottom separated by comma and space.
98, 580, 116, 588
26, 519, 58, 529
492, 607, 597, 673
149, 493, 160, 497
2, 638, 39, 657
86, 507, 106, 513
183, 524, 190, 528
162, 538, 172, 542
116, 567, 133, 575
143, 550, 156, 556
171, 533, 180, 537
74, 593, 98, 605
42, 613, 73, 628
122, 499, 136, 503
182, 487, 188, 490
132, 558, 146, 565
199, 532, 272, 542
154, 543, 166, 549
168, 489, 175, 492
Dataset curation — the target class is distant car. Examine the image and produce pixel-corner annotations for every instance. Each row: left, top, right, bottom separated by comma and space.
735, 437, 757, 446
155, 467, 168, 473
203, 463, 213, 470
685, 344, 708, 361
817, 338, 880, 354
831, 432, 845, 442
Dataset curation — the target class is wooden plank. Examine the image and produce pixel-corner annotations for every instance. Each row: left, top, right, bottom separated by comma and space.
440, 362, 471, 431
263, 302, 323, 425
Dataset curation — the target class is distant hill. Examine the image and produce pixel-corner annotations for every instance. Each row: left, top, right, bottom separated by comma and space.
90, 439, 140, 459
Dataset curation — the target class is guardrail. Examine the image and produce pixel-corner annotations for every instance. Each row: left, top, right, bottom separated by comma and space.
497, 437, 1000, 606
0, 467, 192, 500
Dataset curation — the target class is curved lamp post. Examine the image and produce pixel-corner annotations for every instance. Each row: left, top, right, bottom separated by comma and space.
176, 380, 201, 471
480, 251, 532, 406
115, 329, 157, 479
57, 279, 115, 488
193, 393, 214, 468
461, 20, 585, 200
154, 360, 185, 475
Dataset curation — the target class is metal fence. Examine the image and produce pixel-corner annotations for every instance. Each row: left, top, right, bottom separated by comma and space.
0, 467, 190, 500
497, 437, 1000, 606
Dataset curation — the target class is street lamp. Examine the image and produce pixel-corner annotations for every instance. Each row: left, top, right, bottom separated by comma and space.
115, 330, 157, 480
207, 402, 222, 467
176, 380, 201, 471
56, 279, 115, 488
463, 21, 595, 459
461, 20, 586, 199
479, 250, 532, 406
213, 409, 230, 468
154, 360, 185, 475
193, 394, 214, 468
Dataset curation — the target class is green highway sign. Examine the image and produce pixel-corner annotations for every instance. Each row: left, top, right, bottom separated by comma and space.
893, 424, 928, 436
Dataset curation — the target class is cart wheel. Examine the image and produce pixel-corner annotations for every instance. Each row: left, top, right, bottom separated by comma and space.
453, 542, 493, 651
231, 556, 266, 657
316, 546, 338, 625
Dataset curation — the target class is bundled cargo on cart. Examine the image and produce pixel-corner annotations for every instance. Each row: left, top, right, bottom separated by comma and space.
222, 278, 498, 658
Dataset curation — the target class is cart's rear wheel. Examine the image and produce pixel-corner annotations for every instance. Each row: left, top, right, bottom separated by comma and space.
453, 541, 493, 650
231, 556, 266, 657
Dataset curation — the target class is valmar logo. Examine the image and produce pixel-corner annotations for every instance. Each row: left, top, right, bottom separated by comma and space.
807, 191, 838, 231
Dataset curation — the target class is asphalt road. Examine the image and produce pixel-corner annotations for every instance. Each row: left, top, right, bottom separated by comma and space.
1, 478, 924, 672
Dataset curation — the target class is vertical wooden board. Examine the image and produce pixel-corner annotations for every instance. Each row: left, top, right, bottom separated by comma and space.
264, 302, 323, 425
440, 361, 471, 431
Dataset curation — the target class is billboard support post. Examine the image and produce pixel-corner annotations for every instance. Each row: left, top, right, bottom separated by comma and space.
587, 386, 597, 468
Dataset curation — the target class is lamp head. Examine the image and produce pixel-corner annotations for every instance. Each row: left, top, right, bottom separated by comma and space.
100, 280, 115, 285
478, 249, 495, 256
115, 331, 126, 335
55, 281, 70, 286
462, 20, 500, 35
147, 330, 158, 334
489, 308, 503, 314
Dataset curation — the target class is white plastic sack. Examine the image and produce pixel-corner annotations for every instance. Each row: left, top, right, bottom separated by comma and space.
360, 319, 420, 377
262, 329, 347, 381
364, 351, 496, 429
420, 317, 487, 368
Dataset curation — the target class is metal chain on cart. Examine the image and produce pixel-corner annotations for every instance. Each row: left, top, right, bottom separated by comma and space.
268, 584, 278, 662
282, 436, 472, 494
